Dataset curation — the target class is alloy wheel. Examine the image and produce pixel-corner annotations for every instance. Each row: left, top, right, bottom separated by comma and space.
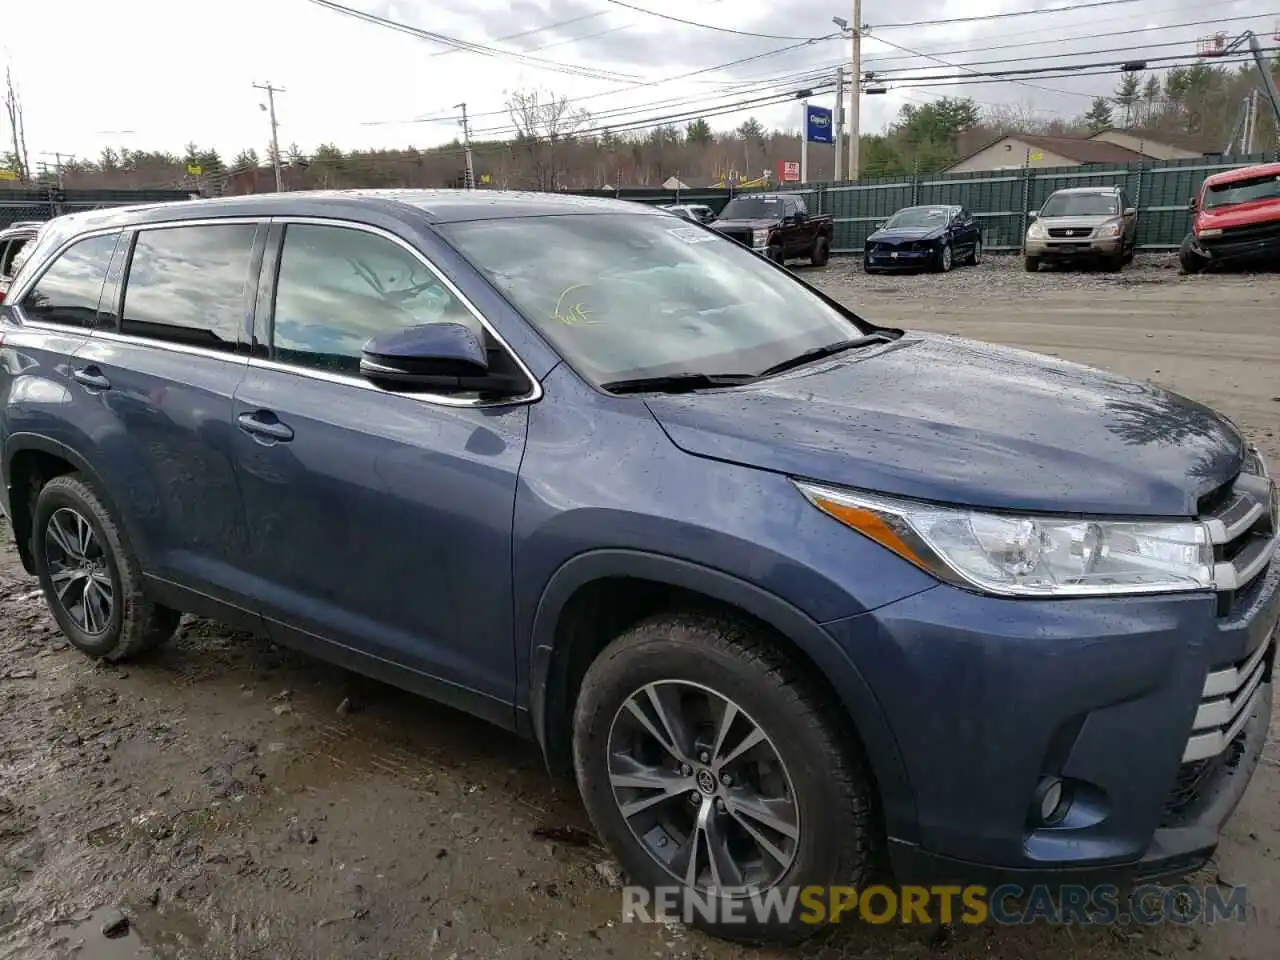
44, 507, 114, 636
941, 245, 953, 271
606, 680, 800, 896
973, 239, 982, 264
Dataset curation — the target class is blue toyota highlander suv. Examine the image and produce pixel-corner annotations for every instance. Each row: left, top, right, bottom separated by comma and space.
0, 192, 1276, 942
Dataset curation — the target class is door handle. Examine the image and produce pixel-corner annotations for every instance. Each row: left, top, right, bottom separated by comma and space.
237, 411, 294, 442
72, 367, 111, 391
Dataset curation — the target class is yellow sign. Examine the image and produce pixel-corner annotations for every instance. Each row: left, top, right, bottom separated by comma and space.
186, 163, 203, 176
0, 169, 17, 181
1030, 151, 1043, 161
480, 173, 491, 184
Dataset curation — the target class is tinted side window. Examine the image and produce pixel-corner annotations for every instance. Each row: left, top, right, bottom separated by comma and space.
270, 223, 484, 375
20, 233, 119, 328
121, 224, 257, 352
794, 198, 808, 216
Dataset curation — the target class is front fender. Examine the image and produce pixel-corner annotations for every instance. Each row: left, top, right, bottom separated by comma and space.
527, 547, 920, 844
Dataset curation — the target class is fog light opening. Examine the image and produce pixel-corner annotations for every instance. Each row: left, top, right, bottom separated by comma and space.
1034, 776, 1070, 826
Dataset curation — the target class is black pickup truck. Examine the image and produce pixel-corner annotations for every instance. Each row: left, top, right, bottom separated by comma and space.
711, 194, 834, 266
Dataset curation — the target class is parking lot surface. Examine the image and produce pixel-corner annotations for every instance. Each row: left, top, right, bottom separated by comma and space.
1, 255, 1278, 960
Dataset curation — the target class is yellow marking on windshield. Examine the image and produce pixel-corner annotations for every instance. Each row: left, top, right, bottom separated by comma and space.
552, 283, 600, 326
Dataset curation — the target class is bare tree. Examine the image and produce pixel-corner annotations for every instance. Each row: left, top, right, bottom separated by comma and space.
3, 66, 30, 180
506, 89, 590, 190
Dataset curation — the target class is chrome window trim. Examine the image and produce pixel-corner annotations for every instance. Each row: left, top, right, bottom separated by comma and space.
259, 216, 542, 409
10, 213, 543, 410
85, 328, 248, 364
6, 225, 127, 329
7, 218, 265, 306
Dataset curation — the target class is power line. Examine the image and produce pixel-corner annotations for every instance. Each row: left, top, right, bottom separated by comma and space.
360, 33, 841, 127
598, 0, 819, 40
874, 0, 1148, 30
302, 0, 644, 82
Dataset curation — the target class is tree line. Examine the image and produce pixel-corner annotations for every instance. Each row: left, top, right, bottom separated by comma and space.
3, 59, 1276, 194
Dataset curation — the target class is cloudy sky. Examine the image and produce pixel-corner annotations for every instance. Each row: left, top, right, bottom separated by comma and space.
3, 0, 1276, 167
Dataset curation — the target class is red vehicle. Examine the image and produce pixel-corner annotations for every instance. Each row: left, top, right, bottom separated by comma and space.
1179, 161, 1280, 273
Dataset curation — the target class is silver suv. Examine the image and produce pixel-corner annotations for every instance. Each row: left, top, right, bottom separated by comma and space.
1024, 186, 1137, 272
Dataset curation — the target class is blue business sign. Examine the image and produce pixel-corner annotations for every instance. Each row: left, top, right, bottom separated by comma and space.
805, 105, 833, 144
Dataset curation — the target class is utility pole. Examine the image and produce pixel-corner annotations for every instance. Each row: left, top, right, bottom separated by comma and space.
254, 82, 286, 192
799, 94, 810, 184
848, 0, 862, 181
833, 65, 844, 182
1245, 88, 1259, 154
456, 102, 476, 189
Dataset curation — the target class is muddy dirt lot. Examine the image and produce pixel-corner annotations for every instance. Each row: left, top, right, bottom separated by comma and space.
2, 256, 1279, 960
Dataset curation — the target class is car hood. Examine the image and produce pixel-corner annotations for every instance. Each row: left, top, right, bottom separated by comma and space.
644, 333, 1243, 516
712, 218, 780, 232
1197, 199, 1280, 231
868, 226, 942, 243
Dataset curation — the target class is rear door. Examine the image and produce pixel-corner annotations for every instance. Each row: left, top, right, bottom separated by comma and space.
230, 219, 534, 717
1, 230, 121, 459
65, 220, 264, 614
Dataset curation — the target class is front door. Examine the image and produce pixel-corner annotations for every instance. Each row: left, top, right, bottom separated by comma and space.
231, 220, 533, 715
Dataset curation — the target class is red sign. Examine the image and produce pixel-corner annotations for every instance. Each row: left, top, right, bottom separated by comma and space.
778, 161, 800, 182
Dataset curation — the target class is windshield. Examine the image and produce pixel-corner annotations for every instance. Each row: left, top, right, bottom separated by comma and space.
1039, 192, 1119, 217
1204, 173, 1280, 209
718, 197, 785, 220
884, 207, 951, 229
440, 213, 864, 385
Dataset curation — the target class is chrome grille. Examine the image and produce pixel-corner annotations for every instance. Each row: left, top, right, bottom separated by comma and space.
1205, 471, 1277, 605
1180, 462, 1278, 764
1182, 631, 1271, 762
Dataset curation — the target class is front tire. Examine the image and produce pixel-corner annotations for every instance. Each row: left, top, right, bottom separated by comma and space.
934, 243, 953, 273
1179, 234, 1207, 274
573, 612, 875, 945
1024, 256, 1040, 273
809, 235, 830, 267
965, 238, 983, 266
31, 474, 181, 661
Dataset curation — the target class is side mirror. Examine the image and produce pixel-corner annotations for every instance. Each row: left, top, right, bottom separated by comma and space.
1123, 207, 1136, 217
1028, 211, 1039, 220
1188, 196, 1199, 212
360, 322, 518, 395
874, 221, 886, 231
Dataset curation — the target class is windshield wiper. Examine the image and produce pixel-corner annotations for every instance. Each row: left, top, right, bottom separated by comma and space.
755, 334, 890, 379
600, 372, 758, 395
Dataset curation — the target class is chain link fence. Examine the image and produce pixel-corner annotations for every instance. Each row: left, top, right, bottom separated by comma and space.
0, 186, 192, 232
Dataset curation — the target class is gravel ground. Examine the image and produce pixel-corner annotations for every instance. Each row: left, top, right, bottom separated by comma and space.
1, 255, 1279, 960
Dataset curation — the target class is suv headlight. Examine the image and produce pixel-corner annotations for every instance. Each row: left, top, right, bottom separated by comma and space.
1027, 221, 1046, 240
1244, 443, 1270, 478
795, 481, 1215, 597
752, 228, 770, 247
1093, 221, 1122, 238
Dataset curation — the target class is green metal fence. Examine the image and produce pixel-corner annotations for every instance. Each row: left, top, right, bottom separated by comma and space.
575, 151, 1280, 255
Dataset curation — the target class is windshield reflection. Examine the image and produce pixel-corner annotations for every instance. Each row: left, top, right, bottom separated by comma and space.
441, 213, 863, 385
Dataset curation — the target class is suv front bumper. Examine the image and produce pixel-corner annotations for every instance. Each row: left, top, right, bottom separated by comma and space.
1026, 236, 1123, 260
825, 556, 1279, 888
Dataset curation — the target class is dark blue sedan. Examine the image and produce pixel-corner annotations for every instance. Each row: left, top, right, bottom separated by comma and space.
863, 204, 982, 273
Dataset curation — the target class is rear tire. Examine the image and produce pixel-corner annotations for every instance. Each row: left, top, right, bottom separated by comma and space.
1024, 256, 1040, 273
31, 474, 181, 661
809, 235, 830, 267
1179, 234, 1207, 274
572, 612, 875, 945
